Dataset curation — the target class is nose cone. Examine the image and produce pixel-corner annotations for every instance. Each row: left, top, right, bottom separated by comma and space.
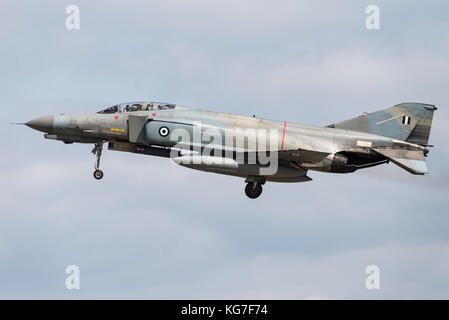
26, 115, 54, 133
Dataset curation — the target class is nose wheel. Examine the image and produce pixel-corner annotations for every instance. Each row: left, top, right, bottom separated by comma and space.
92, 141, 104, 180
93, 169, 104, 180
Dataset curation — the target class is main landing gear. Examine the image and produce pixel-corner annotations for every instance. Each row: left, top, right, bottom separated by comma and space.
92, 141, 104, 180
244, 176, 266, 199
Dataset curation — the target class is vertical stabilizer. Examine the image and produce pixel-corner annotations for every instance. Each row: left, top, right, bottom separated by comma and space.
329, 102, 436, 145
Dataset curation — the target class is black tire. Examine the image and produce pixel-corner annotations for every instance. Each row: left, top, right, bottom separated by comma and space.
245, 183, 262, 199
93, 169, 104, 180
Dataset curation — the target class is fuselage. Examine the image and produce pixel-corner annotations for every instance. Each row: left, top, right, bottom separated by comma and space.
27, 103, 426, 177
23, 101, 435, 198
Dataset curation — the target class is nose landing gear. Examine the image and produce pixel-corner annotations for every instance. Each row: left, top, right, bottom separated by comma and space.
92, 141, 104, 180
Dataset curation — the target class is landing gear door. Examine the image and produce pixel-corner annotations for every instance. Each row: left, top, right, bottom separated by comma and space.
128, 115, 148, 144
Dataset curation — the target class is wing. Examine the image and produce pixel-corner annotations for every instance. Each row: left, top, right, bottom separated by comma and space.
243, 148, 329, 164
236, 148, 329, 182
277, 149, 330, 163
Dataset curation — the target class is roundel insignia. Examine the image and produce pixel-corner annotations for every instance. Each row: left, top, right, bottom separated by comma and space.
159, 126, 169, 137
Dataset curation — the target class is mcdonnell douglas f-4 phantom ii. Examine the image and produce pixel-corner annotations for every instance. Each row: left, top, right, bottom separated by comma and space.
23, 101, 436, 198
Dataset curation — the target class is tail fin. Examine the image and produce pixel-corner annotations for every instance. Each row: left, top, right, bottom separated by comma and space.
328, 102, 437, 145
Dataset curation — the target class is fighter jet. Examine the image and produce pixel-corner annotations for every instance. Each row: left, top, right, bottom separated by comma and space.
23, 101, 436, 198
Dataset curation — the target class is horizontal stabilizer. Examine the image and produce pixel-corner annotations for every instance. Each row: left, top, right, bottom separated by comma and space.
372, 147, 428, 175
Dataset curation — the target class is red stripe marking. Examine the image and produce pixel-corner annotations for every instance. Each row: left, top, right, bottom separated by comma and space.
281, 121, 287, 150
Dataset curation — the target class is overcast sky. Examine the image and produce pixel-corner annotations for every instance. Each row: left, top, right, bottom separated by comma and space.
1, 0, 449, 299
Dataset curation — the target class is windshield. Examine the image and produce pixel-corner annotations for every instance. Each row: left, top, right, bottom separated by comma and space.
97, 105, 121, 114
97, 101, 176, 114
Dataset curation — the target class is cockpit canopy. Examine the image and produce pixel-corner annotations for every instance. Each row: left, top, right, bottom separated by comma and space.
97, 101, 176, 114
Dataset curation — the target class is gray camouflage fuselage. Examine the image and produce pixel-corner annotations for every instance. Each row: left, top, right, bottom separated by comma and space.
24, 101, 436, 198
